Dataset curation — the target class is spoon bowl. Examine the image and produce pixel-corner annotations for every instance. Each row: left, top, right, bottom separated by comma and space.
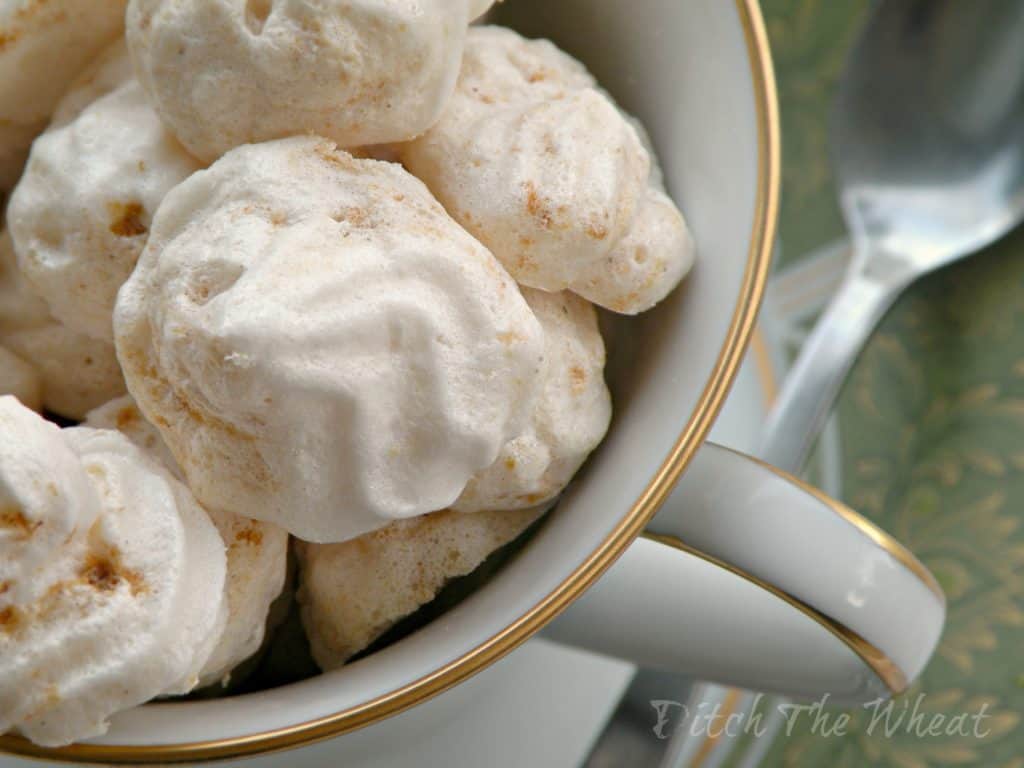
761, 0, 1024, 472
834, 0, 1024, 270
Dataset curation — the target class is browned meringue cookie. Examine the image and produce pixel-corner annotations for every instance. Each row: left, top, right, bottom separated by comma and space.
49, 38, 134, 130
0, 396, 227, 747
0, 231, 127, 419
453, 288, 611, 513
114, 136, 544, 543
0, 0, 127, 193
401, 25, 695, 314
84, 395, 290, 687
126, 0, 495, 163
295, 505, 545, 669
8, 78, 203, 342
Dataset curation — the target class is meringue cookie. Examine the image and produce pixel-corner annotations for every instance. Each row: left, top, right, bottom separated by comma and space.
0, 397, 95, 597
0, 345, 40, 411
400, 26, 695, 314
64, 427, 227, 700
49, 38, 134, 130
0, 230, 50, 334
468, 0, 494, 19
126, 0, 494, 163
569, 114, 696, 312
196, 508, 288, 686
296, 504, 545, 669
115, 136, 544, 543
2, 325, 127, 420
569, 188, 696, 314
0, 232, 126, 419
0, 397, 227, 747
453, 289, 610, 513
84, 396, 177, 471
85, 395, 289, 686
0, 0, 127, 192
8, 81, 203, 342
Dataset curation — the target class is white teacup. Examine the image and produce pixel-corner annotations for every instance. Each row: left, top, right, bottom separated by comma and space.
0, 0, 944, 763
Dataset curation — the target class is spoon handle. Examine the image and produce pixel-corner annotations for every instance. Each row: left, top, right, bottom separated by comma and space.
759, 257, 901, 472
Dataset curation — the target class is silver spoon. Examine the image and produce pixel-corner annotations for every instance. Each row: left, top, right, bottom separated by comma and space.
760, 0, 1024, 471
586, 1, 1024, 765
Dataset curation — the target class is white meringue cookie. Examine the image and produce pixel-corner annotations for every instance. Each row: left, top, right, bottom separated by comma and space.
0, 396, 99, 608
196, 508, 287, 686
567, 114, 696, 312
0, 230, 50, 334
8, 81, 203, 342
0, 397, 227, 747
297, 504, 545, 669
65, 427, 228, 700
49, 38, 134, 130
569, 188, 696, 314
453, 289, 610, 513
2, 325, 127, 420
468, 0, 494, 19
84, 396, 176, 471
0, 345, 40, 411
85, 395, 289, 686
115, 136, 544, 543
126, 0, 494, 163
0, 0, 127, 192
0, 232, 126, 419
401, 25, 695, 314
402, 27, 643, 292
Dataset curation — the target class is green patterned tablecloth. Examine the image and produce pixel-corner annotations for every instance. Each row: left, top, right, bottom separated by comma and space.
766, 0, 869, 268
740, 1, 1024, 765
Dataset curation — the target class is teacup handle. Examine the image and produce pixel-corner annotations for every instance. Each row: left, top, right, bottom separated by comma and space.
543, 442, 945, 705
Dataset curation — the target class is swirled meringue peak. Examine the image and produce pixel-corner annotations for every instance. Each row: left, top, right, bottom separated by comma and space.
115, 136, 544, 543
85, 395, 289, 687
126, 0, 495, 163
8, 79, 203, 342
400, 25, 695, 314
0, 397, 227, 747
453, 288, 611, 513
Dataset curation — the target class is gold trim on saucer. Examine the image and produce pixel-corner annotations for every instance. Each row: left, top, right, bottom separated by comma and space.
641, 532, 909, 695
0, 1, 780, 762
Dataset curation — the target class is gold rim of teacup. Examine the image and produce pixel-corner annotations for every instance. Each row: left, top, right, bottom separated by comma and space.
0, 0, 780, 761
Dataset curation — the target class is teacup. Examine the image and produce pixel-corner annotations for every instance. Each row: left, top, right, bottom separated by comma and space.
0, 0, 944, 762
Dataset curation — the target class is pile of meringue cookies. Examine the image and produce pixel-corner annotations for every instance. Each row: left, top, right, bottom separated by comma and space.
0, 0, 694, 747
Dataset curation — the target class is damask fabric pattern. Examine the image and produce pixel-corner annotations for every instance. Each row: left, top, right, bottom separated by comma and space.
729, 0, 1024, 765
